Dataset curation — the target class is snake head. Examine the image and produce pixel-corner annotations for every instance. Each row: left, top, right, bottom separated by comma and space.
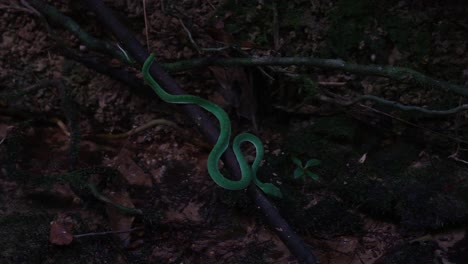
259, 184, 283, 199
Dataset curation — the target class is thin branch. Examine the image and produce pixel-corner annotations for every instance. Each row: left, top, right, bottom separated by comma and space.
162, 57, 467, 97
320, 95, 468, 144
142, 0, 149, 52
95, 119, 178, 139
178, 17, 202, 54
322, 93, 468, 115
20, 0, 41, 15
448, 144, 468, 165
88, 184, 143, 216
74, 227, 143, 238
0, 2, 37, 14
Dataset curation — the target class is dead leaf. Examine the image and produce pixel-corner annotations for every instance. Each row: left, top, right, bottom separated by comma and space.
164, 202, 204, 224
206, 28, 235, 45
358, 153, 367, 164
105, 190, 135, 247
49, 219, 74, 245
388, 47, 402, 66
114, 148, 152, 187
0, 124, 12, 143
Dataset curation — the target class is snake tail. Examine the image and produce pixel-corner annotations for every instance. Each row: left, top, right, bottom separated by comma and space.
142, 53, 282, 198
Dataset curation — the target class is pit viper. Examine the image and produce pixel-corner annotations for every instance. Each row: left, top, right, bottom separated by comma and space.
142, 53, 282, 198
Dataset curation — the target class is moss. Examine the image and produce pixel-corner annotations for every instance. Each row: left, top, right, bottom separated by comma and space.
283, 111, 468, 231
394, 161, 468, 230
304, 198, 362, 235
366, 141, 420, 177
333, 155, 468, 230
396, 185, 468, 231
332, 170, 397, 217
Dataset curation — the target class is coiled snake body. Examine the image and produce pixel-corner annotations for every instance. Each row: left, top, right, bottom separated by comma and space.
143, 54, 282, 198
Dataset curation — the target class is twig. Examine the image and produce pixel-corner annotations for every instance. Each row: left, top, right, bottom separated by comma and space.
319, 94, 468, 144
200, 46, 231, 52
178, 17, 202, 54
74, 227, 143, 238
272, 1, 280, 50
0, 2, 37, 14
142, 0, 149, 52
20, 0, 40, 15
362, 103, 468, 144
88, 184, 143, 215
323, 93, 468, 116
161, 57, 467, 97
51, 117, 70, 136
206, 0, 216, 10
318, 81, 346, 86
95, 119, 178, 139
448, 144, 468, 165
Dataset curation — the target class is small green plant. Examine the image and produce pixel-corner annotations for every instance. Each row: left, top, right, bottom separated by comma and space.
292, 157, 321, 181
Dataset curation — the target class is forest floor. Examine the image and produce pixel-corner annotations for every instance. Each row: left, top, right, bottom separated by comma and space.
1, 0, 468, 263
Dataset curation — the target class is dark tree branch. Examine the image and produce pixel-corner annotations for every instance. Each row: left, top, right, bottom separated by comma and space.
28, 0, 133, 64
59, 48, 154, 97
81, 0, 319, 263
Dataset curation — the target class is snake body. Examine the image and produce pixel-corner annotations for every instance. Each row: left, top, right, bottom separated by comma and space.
143, 54, 282, 198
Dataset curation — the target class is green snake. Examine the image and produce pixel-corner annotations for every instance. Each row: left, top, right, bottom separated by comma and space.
143, 53, 282, 198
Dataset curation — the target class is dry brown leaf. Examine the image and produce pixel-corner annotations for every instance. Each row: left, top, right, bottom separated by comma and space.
114, 148, 152, 187
105, 190, 135, 247
49, 219, 74, 246
164, 202, 204, 224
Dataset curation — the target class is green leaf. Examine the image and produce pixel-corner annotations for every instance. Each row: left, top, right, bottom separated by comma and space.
304, 159, 321, 168
305, 171, 320, 181
293, 167, 304, 179
291, 156, 303, 168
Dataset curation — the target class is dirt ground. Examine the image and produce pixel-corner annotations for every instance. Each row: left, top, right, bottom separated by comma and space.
1, 0, 468, 263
